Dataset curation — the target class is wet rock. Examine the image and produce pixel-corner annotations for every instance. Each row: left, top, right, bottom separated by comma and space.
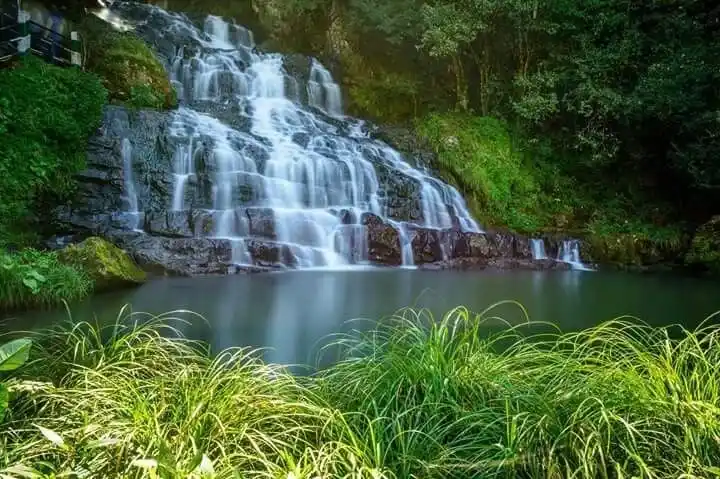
374, 163, 423, 222
370, 124, 436, 169
145, 210, 194, 238
411, 228, 452, 264
362, 213, 401, 266
58, 236, 146, 291
245, 207, 276, 239
105, 230, 233, 276
452, 232, 493, 259
246, 240, 297, 267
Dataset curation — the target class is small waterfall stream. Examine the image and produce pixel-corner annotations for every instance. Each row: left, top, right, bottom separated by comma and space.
557, 240, 593, 271
114, 5, 480, 269
531, 238, 592, 271
530, 239, 547, 260
120, 138, 141, 231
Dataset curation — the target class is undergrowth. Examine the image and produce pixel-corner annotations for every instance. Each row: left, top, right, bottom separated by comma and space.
0, 250, 93, 312
416, 113, 686, 254
2, 304, 719, 478
0, 56, 106, 245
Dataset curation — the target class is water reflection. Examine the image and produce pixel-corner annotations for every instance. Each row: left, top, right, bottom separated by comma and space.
5, 270, 720, 367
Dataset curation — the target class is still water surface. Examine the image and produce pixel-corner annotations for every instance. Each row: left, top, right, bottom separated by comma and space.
4, 270, 720, 367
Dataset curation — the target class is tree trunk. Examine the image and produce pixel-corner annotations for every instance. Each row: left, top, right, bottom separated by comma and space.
452, 54, 468, 111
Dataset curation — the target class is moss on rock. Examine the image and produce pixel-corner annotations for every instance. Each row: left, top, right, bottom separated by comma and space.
79, 15, 176, 110
685, 216, 720, 273
58, 237, 146, 292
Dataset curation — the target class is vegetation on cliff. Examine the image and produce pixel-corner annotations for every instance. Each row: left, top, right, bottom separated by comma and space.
0, 56, 106, 247
1, 305, 719, 477
0, 34, 161, 309
0, 56, 104, 310
78, 14, 177, 110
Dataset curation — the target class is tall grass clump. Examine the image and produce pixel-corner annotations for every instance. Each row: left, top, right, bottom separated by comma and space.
1, 304, 719, 478
0, 249, 93, 311
0, 309, 389, 478
315, 304, 720, 478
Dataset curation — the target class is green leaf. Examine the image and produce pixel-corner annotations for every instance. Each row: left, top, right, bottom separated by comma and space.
0, 339, 32, 372
22, 277, 39, 293
0, 383, 8, 422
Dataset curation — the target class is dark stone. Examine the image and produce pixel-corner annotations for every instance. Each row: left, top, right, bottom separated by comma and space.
105, 230, 233, 276
370, 124, 435, 169
362, 213, 401, 266
245, 207, 276, 239
246, 240, 297, 268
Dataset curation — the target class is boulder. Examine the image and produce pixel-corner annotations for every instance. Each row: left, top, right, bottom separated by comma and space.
105, 230, 233, 276
362, 213, 401, 266
57, 237, 146, 291
686, 216, 720, 273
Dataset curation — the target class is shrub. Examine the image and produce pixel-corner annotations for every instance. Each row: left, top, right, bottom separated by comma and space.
79, 15, 177, 110
0, 249, 93, 311
0, 56, 107, 245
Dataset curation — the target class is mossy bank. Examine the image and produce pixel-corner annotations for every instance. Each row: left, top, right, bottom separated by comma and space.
0, 11, 171, 311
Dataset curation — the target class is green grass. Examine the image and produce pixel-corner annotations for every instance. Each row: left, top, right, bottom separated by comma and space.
0, 249, 93, 312
2, 304, 719, 477
417, 113, 547, 232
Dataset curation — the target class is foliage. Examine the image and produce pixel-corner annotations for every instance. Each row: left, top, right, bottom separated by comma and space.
0, 249, 93, 312
2, 305, 720, 477
0, 339, 32, 422
685, 215, 720, 273
79, 15, 177, 110
0, 57, 107, 245
418, 113, 558, 231
57, 237, 146, 292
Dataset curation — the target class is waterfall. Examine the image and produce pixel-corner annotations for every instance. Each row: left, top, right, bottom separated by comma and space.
557, 240, 592, 271
111, 4, 481, 269
389, 220, 415, 267
120, 138, 141, 231
308, 59, 343, 117
530, 239, 547, 260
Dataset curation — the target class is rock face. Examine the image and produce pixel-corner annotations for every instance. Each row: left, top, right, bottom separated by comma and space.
57, 236, 146, 291
686, 216, 720, 273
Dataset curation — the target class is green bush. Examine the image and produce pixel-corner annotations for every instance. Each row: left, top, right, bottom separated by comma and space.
0, 57, 107, 245
417, 113, 547, 231
1, 305, 719, 477
0, 249, 93, 311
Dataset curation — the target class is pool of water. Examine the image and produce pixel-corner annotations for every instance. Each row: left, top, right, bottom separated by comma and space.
3, 269, 719, 367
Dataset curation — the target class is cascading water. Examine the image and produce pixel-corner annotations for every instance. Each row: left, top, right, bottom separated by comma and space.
557, 240, 592, 271
530, 239, 547, 260
112, 4, 481, 269
308, 59, 343, 117
120, 137, 141, 230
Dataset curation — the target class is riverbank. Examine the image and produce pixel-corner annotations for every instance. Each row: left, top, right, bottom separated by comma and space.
2, 305, 719, 477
